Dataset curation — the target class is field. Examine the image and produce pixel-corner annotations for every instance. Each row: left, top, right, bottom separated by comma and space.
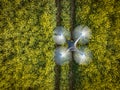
0, 0, 120, 90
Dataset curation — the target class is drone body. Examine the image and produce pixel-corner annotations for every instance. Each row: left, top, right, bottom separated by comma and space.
53, 25, 92, 65
67, 40, 77, 51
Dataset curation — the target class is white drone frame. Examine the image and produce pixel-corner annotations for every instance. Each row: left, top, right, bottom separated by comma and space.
53, 25, 92, 65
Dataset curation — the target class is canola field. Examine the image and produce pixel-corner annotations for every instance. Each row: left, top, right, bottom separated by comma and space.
0, 0, 120, 90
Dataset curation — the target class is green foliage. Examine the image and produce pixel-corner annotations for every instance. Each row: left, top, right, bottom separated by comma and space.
0, 0, 120, 90
0, 0, 56, 89
75, 0, 120, 90
60, 0, 71, 90
61, 0, 71, 29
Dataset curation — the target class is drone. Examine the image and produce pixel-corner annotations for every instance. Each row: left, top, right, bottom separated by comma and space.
53, 25, 92, 65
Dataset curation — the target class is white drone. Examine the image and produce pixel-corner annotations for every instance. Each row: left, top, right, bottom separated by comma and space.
53, 25, 92, 65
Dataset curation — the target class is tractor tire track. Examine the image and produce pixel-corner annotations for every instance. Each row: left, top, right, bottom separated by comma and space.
54, 0, 62, 90
69, 0, 76, 90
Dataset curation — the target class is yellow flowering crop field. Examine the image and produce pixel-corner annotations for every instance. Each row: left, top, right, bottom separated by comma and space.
0, 0, 120, 90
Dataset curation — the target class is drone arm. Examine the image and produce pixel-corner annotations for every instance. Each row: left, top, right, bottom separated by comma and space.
65, 47, 72, 53
74, 36, 81, 47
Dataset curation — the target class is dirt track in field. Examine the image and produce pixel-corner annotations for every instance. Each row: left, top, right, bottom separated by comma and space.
69, 0, 76, 90
54, 0, 62, 90
54, 0, 76, 90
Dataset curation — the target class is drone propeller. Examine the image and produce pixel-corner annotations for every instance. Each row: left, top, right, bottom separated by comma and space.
53, 26, 70, 45
54, 47, 71, 65
73, 25, 92, 45
74, 47, 92, 65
